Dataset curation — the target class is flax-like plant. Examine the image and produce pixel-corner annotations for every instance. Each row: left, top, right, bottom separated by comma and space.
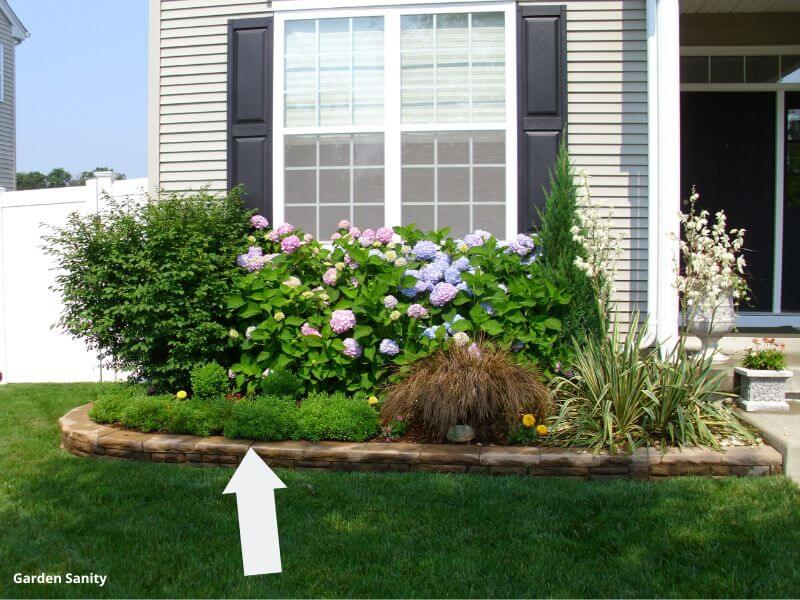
550, 319, 755, 452
381, 341, 551, 440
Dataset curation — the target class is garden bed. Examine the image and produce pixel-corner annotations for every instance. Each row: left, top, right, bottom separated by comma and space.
60, 404, 782, 479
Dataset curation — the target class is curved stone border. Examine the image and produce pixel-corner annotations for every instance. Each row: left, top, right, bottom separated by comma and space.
59, 404, 783, 479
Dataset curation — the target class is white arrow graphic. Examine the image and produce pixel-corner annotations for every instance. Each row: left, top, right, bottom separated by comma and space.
224, 448, 287, 576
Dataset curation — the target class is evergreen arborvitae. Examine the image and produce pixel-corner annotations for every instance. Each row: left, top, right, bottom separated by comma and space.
537, 141, 604, 347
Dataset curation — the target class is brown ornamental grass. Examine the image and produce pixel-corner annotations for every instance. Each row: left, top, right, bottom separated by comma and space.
381, 341, 551, 440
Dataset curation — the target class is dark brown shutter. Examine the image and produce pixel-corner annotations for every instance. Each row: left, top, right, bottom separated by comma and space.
517, 5, 566, 232
227, 17, 273, 217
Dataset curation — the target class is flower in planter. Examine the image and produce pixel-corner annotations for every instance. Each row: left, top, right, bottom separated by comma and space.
330, 309, 356, 334
275, 222, 294, 235
322, 268, 339, 286
250, 214, 270, 229
379, 339, 400, 356
406, 304, 428, 318
430, 282, 458, 306
342, 337, 362, 358
301, 323, 322, 337
383, 295, 398, 309
281, 235, 301, 254
413, 240, 439, 261
522, 413, 536, 428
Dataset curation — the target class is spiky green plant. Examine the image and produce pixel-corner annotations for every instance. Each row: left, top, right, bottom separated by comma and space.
550, 319, 756, 452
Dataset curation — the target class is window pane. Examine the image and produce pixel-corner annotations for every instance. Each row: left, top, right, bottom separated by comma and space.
401, 12, 504, 125
401, 131, 505, 238
285, 16, 384, 127
746, 56, 779, 83
285, 134, 385, 239
710, 56, 743, 83
680, 56, 708, 84
781, 55, 800, 83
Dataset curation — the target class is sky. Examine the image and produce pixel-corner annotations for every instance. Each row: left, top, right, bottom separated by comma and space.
14, 0, 148, 179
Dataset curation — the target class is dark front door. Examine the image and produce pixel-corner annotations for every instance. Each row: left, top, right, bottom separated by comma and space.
783, 92, 800, 312
681, 92, 776, 312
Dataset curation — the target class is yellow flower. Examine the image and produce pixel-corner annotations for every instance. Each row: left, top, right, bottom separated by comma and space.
247, 235, 256, 243
522, 413, 536, 428
274, 311, 285, 322
335, 262, 345, 271
536, 424, 548, 435
389, 310, 401, 321
176, 390, 188, 400
367, 396, 379, 406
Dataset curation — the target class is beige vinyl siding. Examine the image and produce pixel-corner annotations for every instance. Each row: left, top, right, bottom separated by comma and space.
156, 0, 648, 319
0, 11, 15, 190
522, 0, 648, 321
157, 0, 271, 192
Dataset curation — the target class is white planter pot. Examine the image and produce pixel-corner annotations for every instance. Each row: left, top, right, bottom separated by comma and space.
734, 367, 793, 412
684, 295, 736, 363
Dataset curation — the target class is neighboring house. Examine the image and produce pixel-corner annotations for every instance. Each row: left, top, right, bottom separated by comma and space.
147, 0, 800, 346
0, 0, 27, 190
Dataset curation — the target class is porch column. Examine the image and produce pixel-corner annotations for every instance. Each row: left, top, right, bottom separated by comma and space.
647, 0, 681, 350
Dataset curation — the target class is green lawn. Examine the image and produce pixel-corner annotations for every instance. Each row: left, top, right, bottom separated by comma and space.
2, 384, 800, 598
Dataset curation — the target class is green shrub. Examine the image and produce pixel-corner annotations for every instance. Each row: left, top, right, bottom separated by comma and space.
296, 393, 380, 442
119, 395, 174, 433
168, 399, 231, 436
223, 396, 298, 441
228, 220, 569, 397
551, 320, 756, 452
190, 362, 230, 401
89, 385, 147, 424
537, 142, 603, 345
259, 368, 304, 399
43, 188, 252, 392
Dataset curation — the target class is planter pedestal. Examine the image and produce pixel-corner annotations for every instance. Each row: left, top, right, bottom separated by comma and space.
735, 367, 793, 412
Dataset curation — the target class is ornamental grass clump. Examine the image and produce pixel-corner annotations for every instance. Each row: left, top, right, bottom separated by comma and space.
550, 319, 756, 452
381, 341, 551, 441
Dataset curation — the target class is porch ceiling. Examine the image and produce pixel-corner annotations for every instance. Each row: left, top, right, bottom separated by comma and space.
681, 0, 800, 13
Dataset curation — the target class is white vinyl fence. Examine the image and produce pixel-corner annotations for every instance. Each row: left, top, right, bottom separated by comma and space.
0, 174, 148, 383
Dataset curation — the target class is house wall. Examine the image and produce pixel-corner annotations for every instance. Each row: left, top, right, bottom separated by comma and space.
151, 0, 648, 319
0, 11, 15, 190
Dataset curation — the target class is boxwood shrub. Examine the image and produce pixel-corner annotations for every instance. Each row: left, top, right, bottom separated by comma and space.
295, 393, 380, 442
223, 396, 298, 441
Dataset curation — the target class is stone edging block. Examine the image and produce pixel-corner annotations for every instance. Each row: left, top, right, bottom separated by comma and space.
59, 404, 783, 479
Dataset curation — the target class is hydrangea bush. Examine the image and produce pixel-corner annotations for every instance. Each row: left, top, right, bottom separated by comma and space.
226, 220, 569, 395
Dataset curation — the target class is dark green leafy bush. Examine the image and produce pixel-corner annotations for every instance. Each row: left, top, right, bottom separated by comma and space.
168, 399, 231, 436
190, 362, 230, 401
119, 395, 174, 433
223, 396, 298, 441
43, 188, 252, 392
537, 142, 603, 345
296, 393, 380, 442
259, 368, 304, 400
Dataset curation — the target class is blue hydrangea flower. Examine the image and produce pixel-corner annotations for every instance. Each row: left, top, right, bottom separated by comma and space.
379, 338, 401, 356
480, 302, 494, 315
419, 264, 444, 283
451, 257, 471, 272
414, 279, 433, 293
506, 233, 536, 257
443, 267, 462, 285
412, 240, 439, 261
399, 269, 420, 297
456, 281, 472, 296
421, 325, 441, 340
434, 251, 451, 266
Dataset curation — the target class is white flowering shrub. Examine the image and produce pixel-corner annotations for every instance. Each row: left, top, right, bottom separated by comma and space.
673, 187, 749, 323
570, 170, 624, 323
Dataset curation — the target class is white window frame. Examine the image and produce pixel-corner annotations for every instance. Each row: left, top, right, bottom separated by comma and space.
273, 0, 518, 240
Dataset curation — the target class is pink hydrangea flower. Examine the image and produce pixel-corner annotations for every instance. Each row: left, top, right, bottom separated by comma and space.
342, 337, 362, 358
383, 295, 398, 309
349, 226, 361, 239
281, 235, 301, 254
337, 219, 351, 230
322, 268, 338, 286
331, 232, 342, 241
376, 227, 394, 244
330, 309, 356, 334
266, 230, 280, 242
430, 282, 458, 306
300, 323, 322, 337
303, 233, 313, 243
250, 215, 269, 229
406, 303, 428, 318
360, 228, 376, 246
275, 222, 295, 235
